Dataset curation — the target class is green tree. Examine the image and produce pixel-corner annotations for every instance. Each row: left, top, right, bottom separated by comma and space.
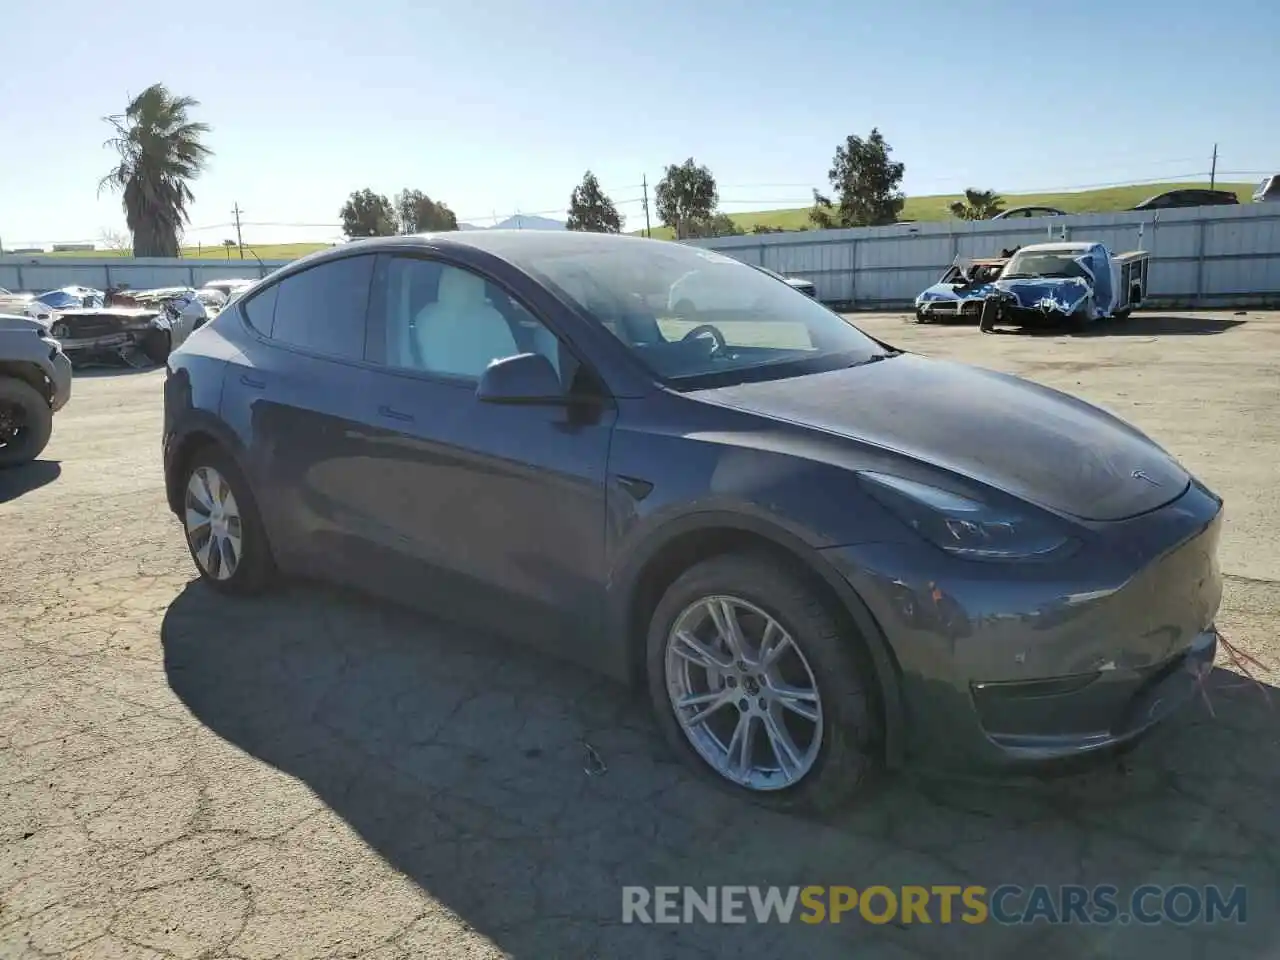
566, 171, 624, 233
809, 128, 905, 229
655, 158, 719, 239
948, 188, 1005, 220
393, 189, 458, 233
99, 84, 213, 258
686, 213, 743, 238
340, 189, 397, 237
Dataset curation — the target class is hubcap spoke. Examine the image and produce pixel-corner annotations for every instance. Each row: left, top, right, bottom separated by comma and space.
726, 712, 757, 778
761, 708, 803, 780
769, 683, 821, 722
707, 599, 748, 661
670, 630, 732, 671
758, 621, 791, 670
680, 690, 732, 727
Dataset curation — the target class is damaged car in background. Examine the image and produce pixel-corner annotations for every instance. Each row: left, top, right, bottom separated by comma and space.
48, 287, 206, 368
978, 242, 1149, 333
0, 285, 105, 324
914, 256, 1010, 323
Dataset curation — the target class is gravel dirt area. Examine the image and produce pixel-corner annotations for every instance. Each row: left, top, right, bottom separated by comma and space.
2, 310, 1277, 959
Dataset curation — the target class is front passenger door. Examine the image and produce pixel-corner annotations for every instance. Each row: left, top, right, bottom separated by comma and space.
352, 254, 617, 665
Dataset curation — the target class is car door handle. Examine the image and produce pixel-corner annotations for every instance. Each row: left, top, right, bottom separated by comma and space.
377, 404, 415, 423
239, 374, 266, 390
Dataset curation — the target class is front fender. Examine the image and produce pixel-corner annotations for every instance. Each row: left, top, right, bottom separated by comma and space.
606, 506, 907, 767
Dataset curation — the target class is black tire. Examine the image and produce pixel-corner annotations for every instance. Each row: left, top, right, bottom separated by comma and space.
914, 309, 929, 324
141, 329, 172, 366
178, 443, 277, 595
0, 376, 53, 468
1113, 308, 1132, 322
645, 552, 880, 812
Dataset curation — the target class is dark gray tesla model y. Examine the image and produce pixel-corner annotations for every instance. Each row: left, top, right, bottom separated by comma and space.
162, 231, 1223, 810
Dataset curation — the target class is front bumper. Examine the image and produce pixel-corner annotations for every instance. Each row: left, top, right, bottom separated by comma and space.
916, 299, 983, 321
42, 343, 73, 411
821, 480, 1224, 770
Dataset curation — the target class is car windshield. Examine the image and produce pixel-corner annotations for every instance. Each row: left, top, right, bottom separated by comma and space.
517, 241, 886, 385
1002, 252, 1090, 280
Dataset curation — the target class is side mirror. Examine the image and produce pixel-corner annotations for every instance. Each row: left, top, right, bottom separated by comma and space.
476, 352, 565, 405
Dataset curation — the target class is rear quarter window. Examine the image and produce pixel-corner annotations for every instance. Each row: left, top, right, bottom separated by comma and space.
240, 284, 279, 336
268, 255, 375, 361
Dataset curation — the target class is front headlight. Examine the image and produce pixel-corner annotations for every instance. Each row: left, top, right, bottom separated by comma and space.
859, 472, 1078, 561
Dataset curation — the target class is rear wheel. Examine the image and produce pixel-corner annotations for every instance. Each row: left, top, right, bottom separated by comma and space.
0, 376, 53, 468
179, 445, 276, 594
646, 553, 879, 812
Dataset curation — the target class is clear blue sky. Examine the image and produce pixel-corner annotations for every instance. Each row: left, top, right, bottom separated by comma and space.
2, 0, 1277, 247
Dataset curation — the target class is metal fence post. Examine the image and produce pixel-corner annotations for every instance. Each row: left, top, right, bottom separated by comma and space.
188, 266, 196, 287
1194, 219, 1207, 306
849, 239, 858, 307
15, 265, 23, 291
104, 264, 112, 290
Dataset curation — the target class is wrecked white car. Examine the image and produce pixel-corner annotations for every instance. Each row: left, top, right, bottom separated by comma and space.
978, 242, 1149, 332
48, 288, 205, 368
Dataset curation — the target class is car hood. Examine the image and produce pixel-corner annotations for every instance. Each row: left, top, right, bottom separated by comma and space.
917, 281, 995, 304
0, 313, 49, 334
692, 354, 1189, 522
993, 276, 1092, 313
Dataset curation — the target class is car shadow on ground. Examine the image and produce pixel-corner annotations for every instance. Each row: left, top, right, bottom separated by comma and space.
71, 362, 164, 378
998, 315, 1248, 338
161, 581, 1279, 958
0, 458, 60, 503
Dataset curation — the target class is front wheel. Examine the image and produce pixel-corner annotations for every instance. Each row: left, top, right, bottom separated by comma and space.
179, 445, 276, 594
1113, 308, 1132, 322
0, 376, 53, 468
646, 553, 879, 812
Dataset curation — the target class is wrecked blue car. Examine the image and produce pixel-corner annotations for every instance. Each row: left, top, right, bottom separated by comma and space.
979, 242, 1149, 331
914, 257, 1010, 323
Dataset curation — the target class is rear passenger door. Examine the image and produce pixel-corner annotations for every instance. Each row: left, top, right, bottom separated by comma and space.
219, 254, 383, 577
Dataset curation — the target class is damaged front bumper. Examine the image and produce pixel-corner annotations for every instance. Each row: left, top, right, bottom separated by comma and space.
50, 309, 169, 368
986, 278, 1094, 326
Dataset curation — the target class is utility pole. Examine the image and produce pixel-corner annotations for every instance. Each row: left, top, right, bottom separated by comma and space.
1209, 144, 1218, 190
232, 203, 245, 259
642, 175, 652, 238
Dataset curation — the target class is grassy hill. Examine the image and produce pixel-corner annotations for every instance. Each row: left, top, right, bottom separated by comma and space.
26, 242, 335, 261
22, 181, 1256, 258
635, 181, 1256, 240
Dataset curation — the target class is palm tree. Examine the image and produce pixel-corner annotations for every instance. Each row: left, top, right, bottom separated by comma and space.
100, 84, 213, 257
949, 188, 1005, 221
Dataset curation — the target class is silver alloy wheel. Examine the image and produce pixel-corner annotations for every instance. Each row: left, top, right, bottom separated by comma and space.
664, 595, 824, 791
184, 465, 243, 581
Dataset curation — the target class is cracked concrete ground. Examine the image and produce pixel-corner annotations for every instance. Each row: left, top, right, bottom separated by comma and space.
1, 309, 1277, 959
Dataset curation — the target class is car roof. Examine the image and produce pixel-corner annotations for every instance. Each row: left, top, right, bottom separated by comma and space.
295, 230, 679, 269
1014, 242, 1096, 254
